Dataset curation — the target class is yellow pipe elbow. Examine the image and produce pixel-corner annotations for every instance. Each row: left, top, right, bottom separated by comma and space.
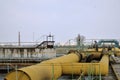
5, 52, 81, 80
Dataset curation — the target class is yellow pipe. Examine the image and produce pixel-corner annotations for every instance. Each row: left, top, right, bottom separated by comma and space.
4, 53, 109, 80
5, 52, 82, 80
5, 63, 62, 80
41, 52, 81, 64
92, 53, 102, 58
62, 55, 109, 76
115, 52, 120, 56
100, 55, 109, 76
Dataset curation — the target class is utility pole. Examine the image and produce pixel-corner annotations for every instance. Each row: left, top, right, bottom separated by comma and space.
18, 32, 20, 46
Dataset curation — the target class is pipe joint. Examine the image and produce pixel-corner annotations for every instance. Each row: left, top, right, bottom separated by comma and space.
68, 50, 82, 62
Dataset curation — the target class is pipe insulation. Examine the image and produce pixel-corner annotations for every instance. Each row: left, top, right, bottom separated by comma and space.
62, 55, 109, 76
4, 52, 109, 80
4, 52, 82, 80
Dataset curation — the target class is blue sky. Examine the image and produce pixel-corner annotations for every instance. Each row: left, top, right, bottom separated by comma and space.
0, 0, 120, 43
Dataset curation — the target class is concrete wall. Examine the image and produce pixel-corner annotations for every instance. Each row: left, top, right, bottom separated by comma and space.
0, 48, 56, 59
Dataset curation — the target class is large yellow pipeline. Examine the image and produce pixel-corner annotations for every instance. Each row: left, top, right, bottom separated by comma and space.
5, 63, 62, 80
41, 52, 81, 63
4, 52, 109, 80
62, 55, 109, 76
4, 52, 82, 80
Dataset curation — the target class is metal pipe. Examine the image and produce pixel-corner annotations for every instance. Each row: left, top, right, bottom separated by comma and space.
86, 53, 102, 62
62, 55, 109, 76
4, 53, 109, 80
4, 52, 82, 80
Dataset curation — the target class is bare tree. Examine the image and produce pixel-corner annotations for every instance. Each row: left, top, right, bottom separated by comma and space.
76, 34, 86, 46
